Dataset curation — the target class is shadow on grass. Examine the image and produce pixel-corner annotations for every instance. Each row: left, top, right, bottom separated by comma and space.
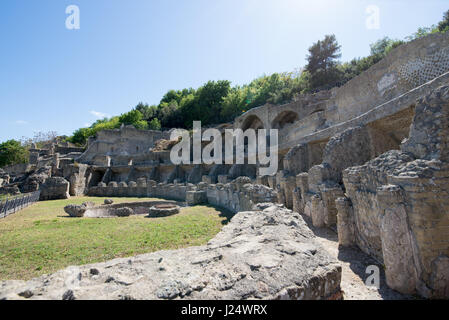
204, 204, 235, 225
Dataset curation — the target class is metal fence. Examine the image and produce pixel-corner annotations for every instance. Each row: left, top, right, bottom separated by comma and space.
0, 191, 40, 219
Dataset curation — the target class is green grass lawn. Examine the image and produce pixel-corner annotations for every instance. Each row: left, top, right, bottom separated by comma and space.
0, 197, 233, 280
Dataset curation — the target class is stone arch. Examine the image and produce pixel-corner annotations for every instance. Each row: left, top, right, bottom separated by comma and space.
272, 110, 299, 130
241, 115, 265, 131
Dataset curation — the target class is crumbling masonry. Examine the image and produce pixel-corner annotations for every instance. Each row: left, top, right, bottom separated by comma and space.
2, 32, 449, 299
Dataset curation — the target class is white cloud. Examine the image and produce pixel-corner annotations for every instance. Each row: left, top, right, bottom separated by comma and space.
90, 110, 109, 119
15, 120, 28, 125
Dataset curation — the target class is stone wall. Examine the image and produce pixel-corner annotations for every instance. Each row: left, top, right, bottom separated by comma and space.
333, 32, 449, 123
88, 176, 277, 214
338, 85, 449, 298
39, 177, 70, 201
77, 126, 170, 165
234, 33, 449, 159
63, 164, 91, 197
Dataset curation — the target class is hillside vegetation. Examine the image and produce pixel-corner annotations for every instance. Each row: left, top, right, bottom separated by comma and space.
2, 10, 448, 155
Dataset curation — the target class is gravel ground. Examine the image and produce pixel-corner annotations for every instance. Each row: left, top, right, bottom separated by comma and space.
301, 216, 415, 300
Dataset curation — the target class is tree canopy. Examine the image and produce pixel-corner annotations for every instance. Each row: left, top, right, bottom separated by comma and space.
0, 140, 29, 167
306, 34, 342, 90
438, 10, 449, 32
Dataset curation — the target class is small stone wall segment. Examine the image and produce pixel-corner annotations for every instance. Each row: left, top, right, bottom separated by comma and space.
65, 201, 179, 218
89, 177, 277, 214
148, 204, 180, 218
39, 177, 70, 201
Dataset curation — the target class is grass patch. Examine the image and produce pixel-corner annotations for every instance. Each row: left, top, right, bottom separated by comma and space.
0, 197, 233, 280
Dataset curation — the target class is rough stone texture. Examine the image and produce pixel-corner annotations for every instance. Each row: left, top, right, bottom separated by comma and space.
39, 177, 70, 201
76, 125, 170, 165
401, 83, 449, 162
86, 177, 276, 213
148, 205, 180, 218
64, 204, 87, 218
136, 178, 147, 188
21, 166, 52, 193
279, 175, 296, 209
186, 191, 207, 206
0, 205, 341, 300
320, 186, 344, 227
115, 207, 133, 217
335, 197, 355, 247
65, 164, 90, 197
322, 126, 372, 183
0, 185, 20, 196
283, 144, 312, 175
339, 85, 449, 298
377, 185, 417, 294
0, 169, 9, 187
342, 151, 415, 261
206, 179, 278, 213
104, 199, 114, 205
64, 201, 178, 219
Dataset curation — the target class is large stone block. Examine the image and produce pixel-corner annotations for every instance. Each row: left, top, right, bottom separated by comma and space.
40, 177, 70, 201
335, 197, 355, 247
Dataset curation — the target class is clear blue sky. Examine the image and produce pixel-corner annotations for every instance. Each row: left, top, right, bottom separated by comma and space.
0, 0, 447, 142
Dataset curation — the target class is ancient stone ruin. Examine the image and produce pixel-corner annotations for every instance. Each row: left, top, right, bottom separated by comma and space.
1, 32, 449, 299
63, 200, 181, 218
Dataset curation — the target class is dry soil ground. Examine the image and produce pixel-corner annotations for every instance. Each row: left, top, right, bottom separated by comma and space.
302, 215, 415, 300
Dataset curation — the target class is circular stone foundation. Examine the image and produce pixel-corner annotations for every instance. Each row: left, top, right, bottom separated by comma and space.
148, 204, 180, 217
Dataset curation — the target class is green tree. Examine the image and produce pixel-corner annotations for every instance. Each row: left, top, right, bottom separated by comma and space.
370, 37, 393, 55
159, 100, 183, 128
0, 140, 29, 167
148, 118, 162, 130
69, 117, 121, 146
438, 9, 449, 32
178, 80, 231, 127
135, 102, 158, 121
306, 34, 342, 90
70, 128, 92, 146
160, 88, 194, 105
118, 110, 148, 129
406, 26, 438, 41
119, 110, 143, 125
220, 87, 247, 122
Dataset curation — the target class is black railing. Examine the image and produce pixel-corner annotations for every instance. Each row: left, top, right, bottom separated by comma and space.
0, 191, 41, 219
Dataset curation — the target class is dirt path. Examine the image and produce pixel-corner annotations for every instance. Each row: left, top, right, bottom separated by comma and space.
302, 216, 413, 300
